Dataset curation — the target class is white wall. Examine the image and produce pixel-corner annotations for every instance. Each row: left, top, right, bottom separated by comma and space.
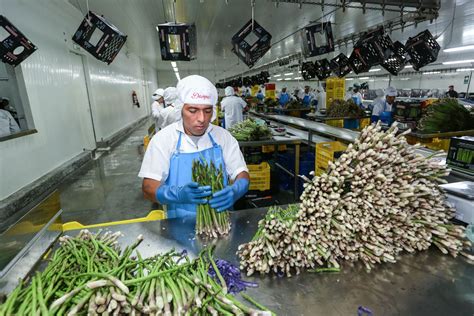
0, 0, 159, 199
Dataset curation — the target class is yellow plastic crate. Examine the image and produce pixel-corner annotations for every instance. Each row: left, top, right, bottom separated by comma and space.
359, 118, 371, 130
326, 119, 344, 128
315, 141, 348, 176
143, 135, 150, 151
262, 144, 287, 153
405, 136, 451, 152
248, 162, 271, 191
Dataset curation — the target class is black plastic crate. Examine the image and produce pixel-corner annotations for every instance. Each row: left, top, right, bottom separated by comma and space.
349, 48, 370, 74
381, 41, 408, 75
405, 30, 440, 71
355, 27, 394, 67
447, 137, 474, 174
330, 53, 352, 77
314, 59, 332, 80
301, 61, 317, 80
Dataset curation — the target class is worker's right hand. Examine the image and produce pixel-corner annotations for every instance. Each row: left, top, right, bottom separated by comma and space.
156, 182, 212, 205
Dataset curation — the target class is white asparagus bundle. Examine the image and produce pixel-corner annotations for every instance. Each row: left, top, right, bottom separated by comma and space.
238, 122, 473, 276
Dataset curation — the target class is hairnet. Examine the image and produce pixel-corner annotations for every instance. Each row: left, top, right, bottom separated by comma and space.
224, 86, 235, 97
177, 75, 218, 121
385, 86, 397, 97
375, 89, 384, 97
152, 88, 164, 101
163, 87, 178, 105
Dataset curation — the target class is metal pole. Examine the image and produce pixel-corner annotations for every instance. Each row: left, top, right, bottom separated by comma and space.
466, 71, 472, 96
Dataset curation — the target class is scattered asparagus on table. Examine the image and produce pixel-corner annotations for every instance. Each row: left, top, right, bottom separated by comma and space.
238, 122, 473, 277
0, 230, 271, 315
193, 159, 231, 238
228, 118, 272, 141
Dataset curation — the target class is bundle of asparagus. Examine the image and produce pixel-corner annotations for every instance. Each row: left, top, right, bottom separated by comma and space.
193, 159, 231, 238
417, 98, 474, 133
0, 230, 271, 315
327, 99, 365, 118
228, 119, 272, 141
238, 122, 473, 276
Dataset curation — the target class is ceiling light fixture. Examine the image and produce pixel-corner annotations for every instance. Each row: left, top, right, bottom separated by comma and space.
422, 71, 441, 75
456, 67, 474, 72
369, 68, 381, 72
345, 78, 354, 81
284, 72, 294, 76
359, 76, 369, 80
399, 78, 410, 80
276, 78, 283, 81
442, 59, 474, 65
273, 74, 281, 77
405, 65, 413, 68
443, 45, 474, 53
171, 61, 177, 67
294, 77, 302, 80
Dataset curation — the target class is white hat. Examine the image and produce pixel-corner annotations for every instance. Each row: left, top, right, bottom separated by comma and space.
152, 88, 164, 101
224, 86, 234, 97
375, 89, 384, 97
177, 75, 218, 121
163, 87, 178, 105
385, 86, 397, 97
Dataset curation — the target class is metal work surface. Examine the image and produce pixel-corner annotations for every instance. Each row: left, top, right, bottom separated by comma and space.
57, 207, 473, 316
409, 129, 474, 139
250, 111, 360, 142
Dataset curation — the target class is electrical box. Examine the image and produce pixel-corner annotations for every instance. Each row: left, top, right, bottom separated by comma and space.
231, 19, 272, 68
301, 22, 334, 57
72, 11, 127, 65
157, 22, 197, 61
0, 15, 37, 66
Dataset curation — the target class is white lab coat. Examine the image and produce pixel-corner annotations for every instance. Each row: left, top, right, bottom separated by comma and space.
161, 105, 181, 128
0, 109, 20, 137
220, 96, 247, 129
372, 99, 393, 117
138, 121, 248, 182
151, 100, 165, 129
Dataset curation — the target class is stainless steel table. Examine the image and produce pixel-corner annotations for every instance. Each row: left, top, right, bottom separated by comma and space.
56, 207, 473, 316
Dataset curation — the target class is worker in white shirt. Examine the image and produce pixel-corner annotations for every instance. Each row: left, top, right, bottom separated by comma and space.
352, 87, 363, 107
345, 87, 354, 101
301, 86, 316, 107
151, 88, 165, 130
315, 86, 327, 111
220, 86, 248, 129
139, 75, 250, 219
160, 87, 182, 128
369, 89, 384, 112
371, 86, 397, 124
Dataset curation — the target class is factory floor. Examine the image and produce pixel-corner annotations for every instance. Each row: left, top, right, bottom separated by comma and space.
57, 121, 297, 226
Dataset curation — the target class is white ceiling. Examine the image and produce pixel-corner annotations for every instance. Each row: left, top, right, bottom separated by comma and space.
70, 0, 474, 86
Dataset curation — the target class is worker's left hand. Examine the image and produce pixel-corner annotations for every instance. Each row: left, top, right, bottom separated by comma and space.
209, 178, 249, 212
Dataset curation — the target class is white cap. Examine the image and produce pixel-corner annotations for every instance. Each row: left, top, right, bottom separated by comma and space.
385, 86, 397, 97
177, 75, 218, 121
152, 88, 165, 101
375, 89, 384, 97
163, 87, 178, 105
224, 86, 235, 97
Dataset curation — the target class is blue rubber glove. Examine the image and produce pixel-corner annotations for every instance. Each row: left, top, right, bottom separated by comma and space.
156, 182, 212, 205
209, 178, 250, 212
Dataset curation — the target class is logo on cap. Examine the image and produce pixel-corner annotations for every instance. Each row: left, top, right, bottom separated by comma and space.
191, 92, 210, 100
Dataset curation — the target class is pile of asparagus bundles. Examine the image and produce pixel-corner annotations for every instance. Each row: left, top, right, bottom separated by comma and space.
238, 122, 473, 276
193, 159, 231, 238
0, 230, 271, 315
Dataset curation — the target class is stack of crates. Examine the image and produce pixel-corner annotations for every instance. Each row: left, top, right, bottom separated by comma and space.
315, 141, 348, 176
325, 77, 345, 108
248, 162, 271, 191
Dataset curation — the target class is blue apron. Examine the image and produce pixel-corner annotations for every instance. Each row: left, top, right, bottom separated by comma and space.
278, 92, 290, 106
371, 100, 393, 124
302, 94, 312, 107
165, 131, 228, 218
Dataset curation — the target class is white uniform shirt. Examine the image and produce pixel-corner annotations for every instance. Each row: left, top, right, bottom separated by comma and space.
151, 101, 165, 128
0, 109, 20, 137
138, 121, 248, 183
372, 99, 392, 117
316, 91, 327, 110
220, 96, 247, 129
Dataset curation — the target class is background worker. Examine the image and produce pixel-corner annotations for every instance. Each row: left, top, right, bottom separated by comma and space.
371, 86, 397, 124
221, 86, 248, 130
139, 75, 250, 218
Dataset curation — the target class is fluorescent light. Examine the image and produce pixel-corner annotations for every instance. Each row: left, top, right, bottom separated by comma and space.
456, 68, 474, 72
442, 59, 474, 65
276, 78, 283, 81
346, 78, 354, 81
174, 69, 179, 73
359, 76, 369, 80
156, 26, 159, 32
173, 67, 178, 72
422, 71, 440, 75
405, 65, 413, 69
298, 71, 302, 73
171, 62, 177, 67
273, 74, 281, 78
369, 68, 381, 72
444, 45, 474, 53
399, 78, 410, 80
284, 72, 294, 76
284, 78, 292, 80
294, 77, 302, 80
